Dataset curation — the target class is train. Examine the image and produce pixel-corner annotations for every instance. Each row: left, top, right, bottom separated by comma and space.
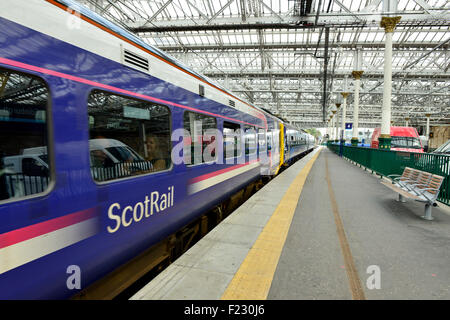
0, 0, 315, 299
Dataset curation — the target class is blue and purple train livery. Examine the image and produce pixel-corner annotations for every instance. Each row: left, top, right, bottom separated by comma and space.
0, 0, 314, 299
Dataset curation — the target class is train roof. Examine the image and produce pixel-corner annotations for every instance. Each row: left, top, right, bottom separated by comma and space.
260, 108, 286, 123
56, 0, 216, 88
54, 0, 274, 118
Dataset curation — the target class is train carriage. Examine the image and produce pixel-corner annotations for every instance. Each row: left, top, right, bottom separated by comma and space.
0, 0, 313, 299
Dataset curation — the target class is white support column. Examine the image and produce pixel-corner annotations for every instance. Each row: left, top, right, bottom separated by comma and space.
379, 15, 401, 149
405, 117, 409, 127
335, 103, 341, 141
327, 118, 331, 140
426, 114, 431, 138
426, 113, 431, 150
330, 118, 333, 140
351, 71, 363, 146
351, 47, 363, 146
331, 117, 334, 140
341, 92, 349, 140
331, 110, 336, 140
326, 120, 329, 140
381, 28, 393, 136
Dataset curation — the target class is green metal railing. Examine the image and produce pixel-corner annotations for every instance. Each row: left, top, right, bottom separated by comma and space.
327, 142, 450, 205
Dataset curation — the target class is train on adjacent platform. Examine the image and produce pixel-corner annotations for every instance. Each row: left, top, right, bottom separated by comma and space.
0, 0, 314, 299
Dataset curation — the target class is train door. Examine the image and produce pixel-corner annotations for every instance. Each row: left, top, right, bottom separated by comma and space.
223, 121, 242, 165
257, 128, 266, 161
266, 127, 273, 173
270, 122, 278, 173
283, 126, 289, 164
0, 66, 74, 297
275, 122, 284, 174
244, 125, 257, 164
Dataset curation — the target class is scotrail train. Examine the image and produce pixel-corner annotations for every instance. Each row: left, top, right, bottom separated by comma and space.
0, 0, 314, 299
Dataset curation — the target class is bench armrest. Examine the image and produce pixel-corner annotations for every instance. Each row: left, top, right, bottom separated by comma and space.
397, 179, 419, 190
407, 183, 429, 196
387, 174, 401, 178
416, 188, 440, 202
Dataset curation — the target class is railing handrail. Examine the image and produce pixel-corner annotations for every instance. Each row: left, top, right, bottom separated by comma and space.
328, 144, 450, 206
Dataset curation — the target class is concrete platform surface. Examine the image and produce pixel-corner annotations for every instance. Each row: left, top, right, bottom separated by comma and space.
268, 149, 450, 300
131, 148, 322, 300
131, 147, 450, 300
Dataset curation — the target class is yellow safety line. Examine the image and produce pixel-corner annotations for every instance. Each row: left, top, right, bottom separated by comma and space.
221, 148, 322, 300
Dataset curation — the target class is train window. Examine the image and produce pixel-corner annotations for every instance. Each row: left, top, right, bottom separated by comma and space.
0, 68, 51, 202
266, 130, 272, 151
244, 125, 257, 155
183, 112, 217, 165
88, 90, 171, 182
223, 121, 241, 159
258, 129, 266, 152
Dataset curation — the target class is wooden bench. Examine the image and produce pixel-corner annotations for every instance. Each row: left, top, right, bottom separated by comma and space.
381, 167, 445, 220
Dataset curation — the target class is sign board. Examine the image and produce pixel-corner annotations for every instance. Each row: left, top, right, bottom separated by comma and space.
345, 123, 352, 130
123, 106, 150, 120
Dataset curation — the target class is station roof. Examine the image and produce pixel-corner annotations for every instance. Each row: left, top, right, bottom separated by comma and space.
73, 0, 449, 128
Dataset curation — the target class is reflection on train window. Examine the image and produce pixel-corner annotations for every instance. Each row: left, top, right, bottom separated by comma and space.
88, 90, 171, 182
269, 130, 280, 153
258, 129, 266, 152
266, 130, 272, 151
183, 112, 217, 165
0, 68, 51, 202
244, 125, 257, 155
223, 121, 241, 159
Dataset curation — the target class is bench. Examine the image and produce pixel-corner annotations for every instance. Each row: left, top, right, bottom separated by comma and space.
381, 167, 445, 220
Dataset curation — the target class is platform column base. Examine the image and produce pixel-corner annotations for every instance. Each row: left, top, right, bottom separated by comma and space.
378, 135, 392, 150
351, 138, 358, 146
421, 204, 434, 221
339, 139, 344, 157
396, 194, 406, 203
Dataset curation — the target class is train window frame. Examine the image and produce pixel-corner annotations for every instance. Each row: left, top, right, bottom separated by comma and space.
223, 121, 242, 160
244, 125, 257, 156
182, 111, 218, 167
266, 130, 272, 151
86, 88, 173, 185
0, 67, 55, 205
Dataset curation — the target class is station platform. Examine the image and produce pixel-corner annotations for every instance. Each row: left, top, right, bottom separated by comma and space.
131, 147, 450, 300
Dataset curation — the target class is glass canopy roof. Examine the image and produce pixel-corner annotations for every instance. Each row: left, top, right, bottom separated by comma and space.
74, 0, 449, 128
